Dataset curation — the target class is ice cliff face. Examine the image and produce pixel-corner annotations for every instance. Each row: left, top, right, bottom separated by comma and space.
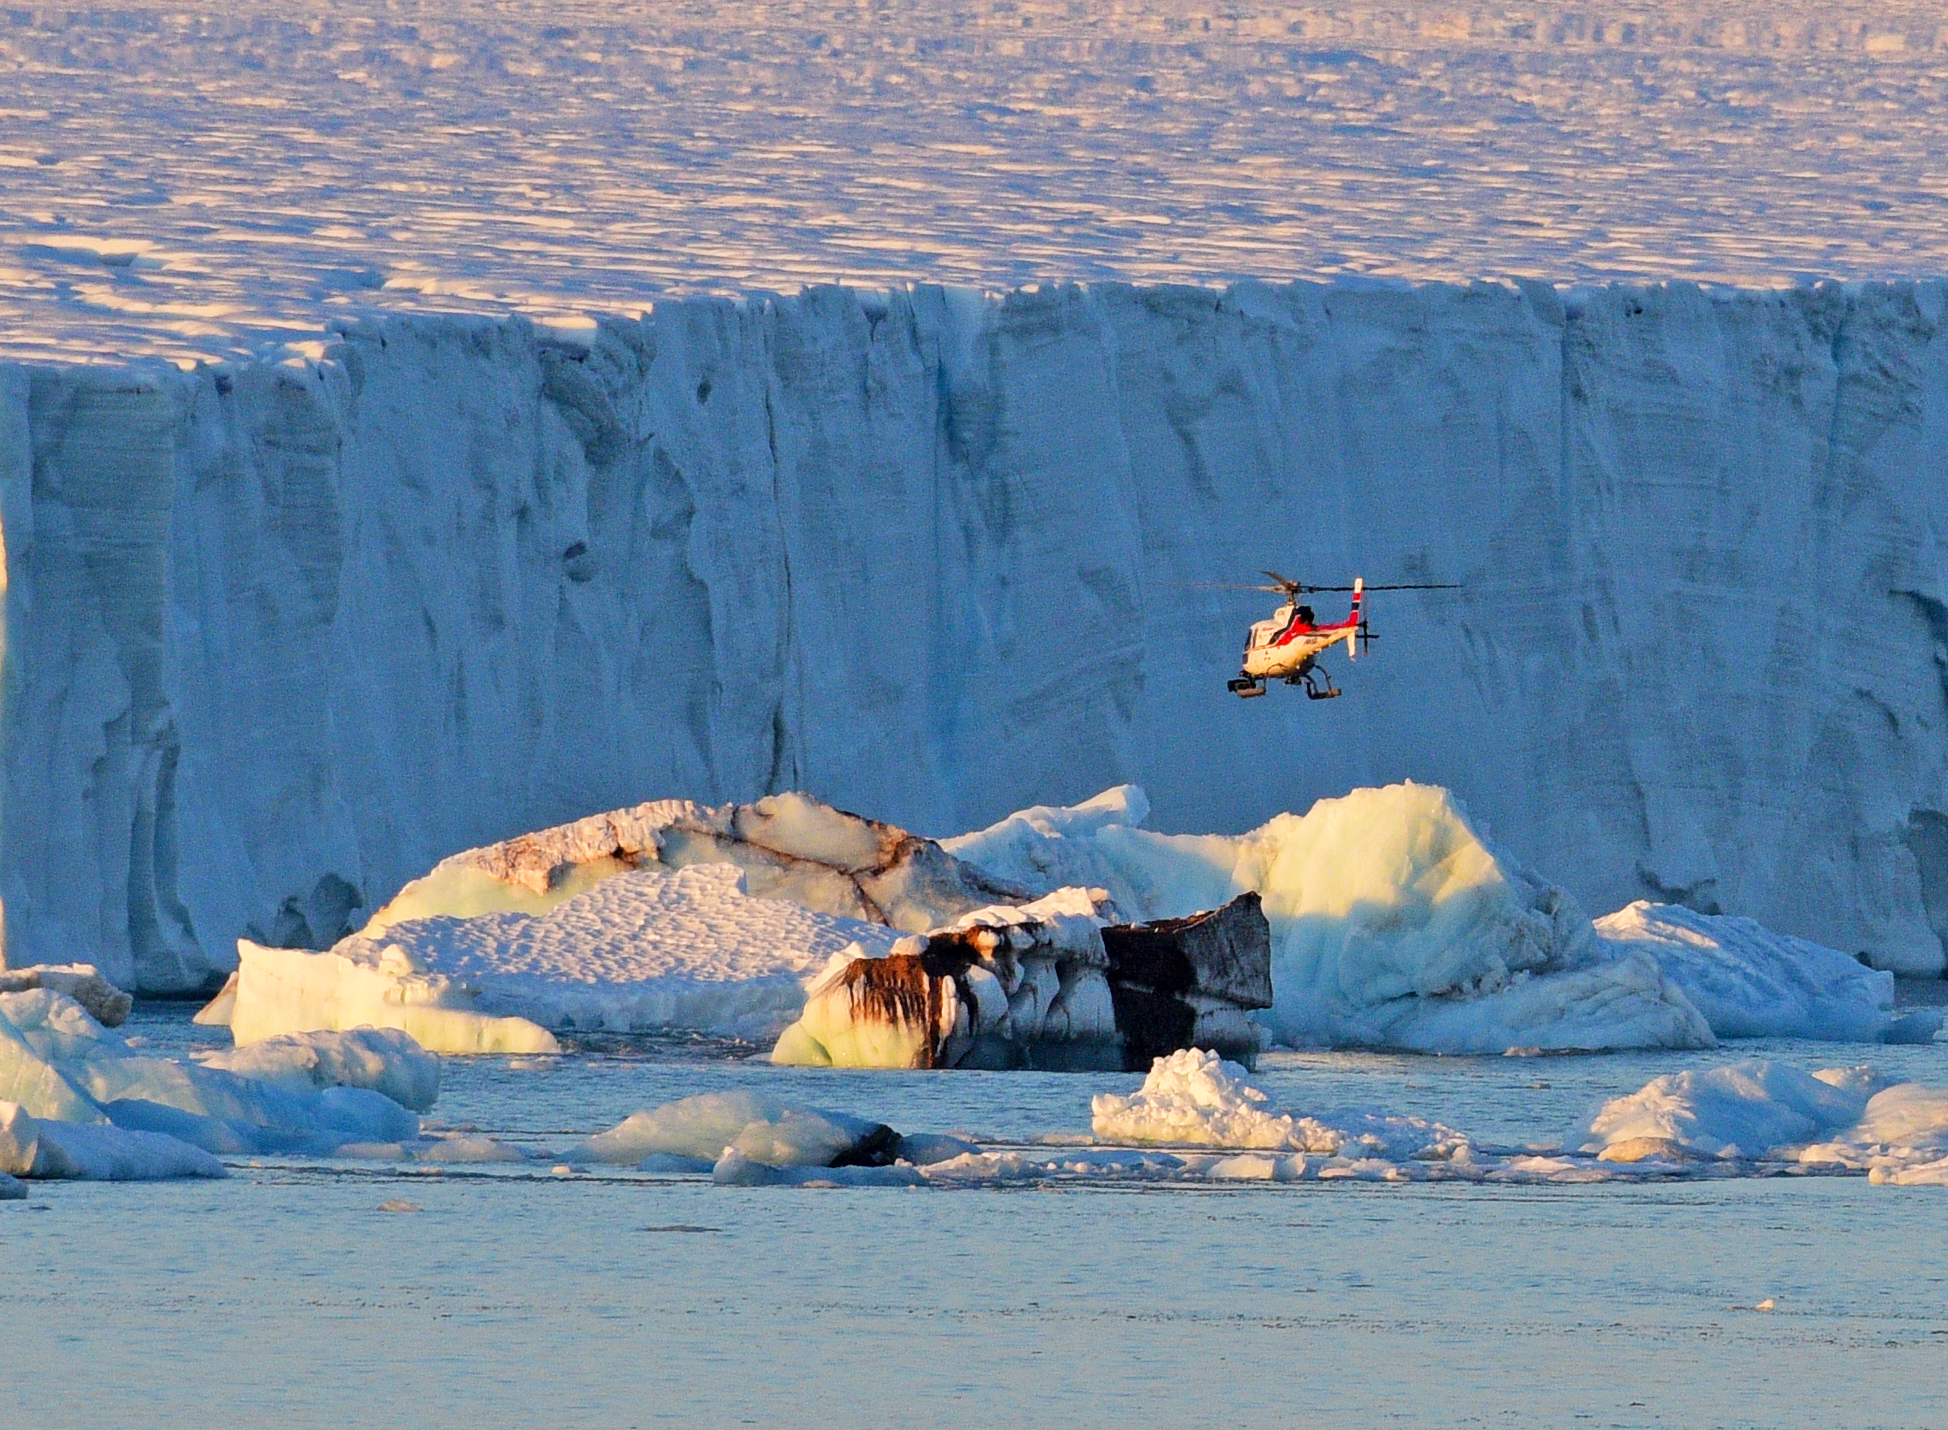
4, 278, 1948, 989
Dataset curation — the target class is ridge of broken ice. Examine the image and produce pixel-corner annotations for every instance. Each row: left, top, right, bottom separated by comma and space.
666, 1052, 1948, 1192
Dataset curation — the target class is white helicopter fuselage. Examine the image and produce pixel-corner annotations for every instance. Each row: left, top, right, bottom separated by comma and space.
1239, 579, 1363, 681
1240, 610, 1358, 678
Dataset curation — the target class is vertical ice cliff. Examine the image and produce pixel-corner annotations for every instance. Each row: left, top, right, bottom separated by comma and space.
2, 278, 1947, 990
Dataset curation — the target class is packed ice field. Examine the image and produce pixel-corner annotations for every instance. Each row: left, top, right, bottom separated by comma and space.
4, 0, 1948, 363
9, 989, 1948, 1426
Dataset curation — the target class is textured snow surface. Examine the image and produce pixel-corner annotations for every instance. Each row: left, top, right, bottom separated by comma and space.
954, 782, 1714, 1052
371, 790, 1027, 936
365, 865, 895, 997
8, 279, 1948, 992
233, 865, 900, 1052
5, 1, 1948, 363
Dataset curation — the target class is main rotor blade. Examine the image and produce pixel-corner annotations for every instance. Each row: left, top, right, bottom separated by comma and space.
1357, 582, 1463, 591
1260, 569, 1302, 591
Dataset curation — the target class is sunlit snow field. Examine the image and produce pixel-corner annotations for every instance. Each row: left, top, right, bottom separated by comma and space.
7, 1002, 1946, 1429
4, 0, 1948, 362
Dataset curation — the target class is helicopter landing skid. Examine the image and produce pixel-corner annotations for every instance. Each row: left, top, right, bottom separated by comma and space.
1227, 675, 1267, 699
1290, 669, 1341, 700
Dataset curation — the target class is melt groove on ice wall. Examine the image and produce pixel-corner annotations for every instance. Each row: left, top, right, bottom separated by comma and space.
3, 277, 1947, 990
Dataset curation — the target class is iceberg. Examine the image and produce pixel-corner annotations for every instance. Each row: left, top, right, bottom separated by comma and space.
194, 1027, 441, 1113
950, 782, 1714, 1053
219, 793, 1034, 1053
1594, 901, 1917, 1043
221, 780, 1905, 1060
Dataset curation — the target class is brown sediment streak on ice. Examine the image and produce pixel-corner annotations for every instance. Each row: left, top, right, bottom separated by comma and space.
840, 953, 939, 1068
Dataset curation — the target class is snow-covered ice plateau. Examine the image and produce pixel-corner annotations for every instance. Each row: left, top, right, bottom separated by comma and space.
6, 274, 1948, 994
4, 1, 1948, 363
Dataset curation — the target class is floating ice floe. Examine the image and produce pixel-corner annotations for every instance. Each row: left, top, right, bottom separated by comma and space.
0, 964, 133, 1027
1580, 1058, 1948, 1184
217, 793, 1028, 1053
565, 1089, 934, 1174
771, 889, 1272, 1070
0, 988, 434, 1178
1091, 1048, 1470, 1160
1, 1100, 224, 1181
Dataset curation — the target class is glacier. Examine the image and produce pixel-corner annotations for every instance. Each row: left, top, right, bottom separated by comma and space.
4, 278, 1948, 993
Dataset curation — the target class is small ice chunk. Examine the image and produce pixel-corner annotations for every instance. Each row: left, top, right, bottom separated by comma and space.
711, 1148, 924, 1187
415, 1135, 529, 1164
892, 1132, 980, 1166
193, 972, 239, 1027
1091, 1048, 1470, 1160
568, 1090, 895, 1168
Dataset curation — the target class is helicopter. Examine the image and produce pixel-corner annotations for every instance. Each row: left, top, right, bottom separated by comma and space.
1223, 571, 1459, 700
